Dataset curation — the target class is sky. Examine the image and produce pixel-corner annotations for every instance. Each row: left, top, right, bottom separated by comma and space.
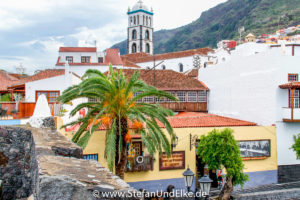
0, 0, 227, 74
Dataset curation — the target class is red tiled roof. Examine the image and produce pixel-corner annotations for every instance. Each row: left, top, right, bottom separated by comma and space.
184, 68, 198, 78
0, 70, 20, 92
8, 69, 65, 88
161, 112, 257, 128
279, 82, 300, 89
65, 112, 256, 132
59, 47, 97, 52
106, 69, 209, 90
121, 48, 214, 63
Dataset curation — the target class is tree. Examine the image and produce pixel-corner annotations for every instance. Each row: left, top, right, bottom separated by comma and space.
292, 134, 300, 159
196, 128, 248, 200
57, 66, 177, 179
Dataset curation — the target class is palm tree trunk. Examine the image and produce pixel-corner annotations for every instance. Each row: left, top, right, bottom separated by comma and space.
219, 176, 233, 200
115, 117, 128, 179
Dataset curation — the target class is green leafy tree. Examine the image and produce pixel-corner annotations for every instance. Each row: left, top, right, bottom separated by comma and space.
196, 128, 248, 200
292, 134, 300, 159
57, 66, 177, 179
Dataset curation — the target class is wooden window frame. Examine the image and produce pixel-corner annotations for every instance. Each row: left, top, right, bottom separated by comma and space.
81, 56, 91, 63
176, 91, 186, 102
187, 91, 197, 102
166, 91, 175, 102
198, 91, 207, 102
288, 73, 298, 82
36, 90, 60, 103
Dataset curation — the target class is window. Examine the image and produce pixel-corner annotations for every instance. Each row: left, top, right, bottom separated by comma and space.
81, 56, 90, 63
176, 91, 186, 102
36, 91, 60, 103
198, 91, 207, 102
132, 142, 142, 156
145, 30, 150, 40
155, 96, 165, 103
187, 91, 197, 102
98, 57, 103, 63
132, 29, 137, 39
162, 65, 166, 70
288, 74, 298, 82
146, 66, 150, 69
166, 91, 175, 102
144, 96, 154, 103
179, 63, 184, 72
289, 89, 300, 108
132, 43, 137, 53
134, 16, 136, 25
66, 56, 73, 63
83, 154, 98, 161
145, 43, 150, 53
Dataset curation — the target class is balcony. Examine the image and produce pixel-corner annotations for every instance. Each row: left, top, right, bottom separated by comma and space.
282, 107, 300, 122
125, 156, 153, 172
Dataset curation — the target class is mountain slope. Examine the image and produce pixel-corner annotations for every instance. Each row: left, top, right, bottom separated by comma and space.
112, 0, 300, 54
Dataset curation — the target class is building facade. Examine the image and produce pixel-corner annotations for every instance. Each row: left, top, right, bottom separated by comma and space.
198, 42, 300, 183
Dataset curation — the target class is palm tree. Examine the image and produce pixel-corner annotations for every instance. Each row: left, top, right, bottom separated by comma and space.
57, 66, 177, 179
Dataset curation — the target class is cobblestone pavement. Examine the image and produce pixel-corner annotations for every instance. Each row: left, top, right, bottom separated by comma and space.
210, 181, 300, 199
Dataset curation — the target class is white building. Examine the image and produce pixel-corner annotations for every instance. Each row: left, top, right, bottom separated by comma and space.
55, 47, 139, 77
198, 42, 300, 183
127, 0, 154, 55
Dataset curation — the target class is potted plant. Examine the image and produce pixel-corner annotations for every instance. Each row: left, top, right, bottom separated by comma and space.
11, 109, 19, 119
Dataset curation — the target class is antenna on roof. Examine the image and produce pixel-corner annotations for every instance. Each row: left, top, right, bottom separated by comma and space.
94, 40, 97, 47
16, 63, 26, 75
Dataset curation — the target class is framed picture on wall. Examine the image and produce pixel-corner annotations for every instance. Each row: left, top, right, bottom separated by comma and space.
238, 140, 270, 158
159, 151, 185, 170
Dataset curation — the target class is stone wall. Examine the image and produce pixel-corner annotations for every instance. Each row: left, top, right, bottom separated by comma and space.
0, 127, 34, 199
278, 164, 300, 183
0, 126, 135, 200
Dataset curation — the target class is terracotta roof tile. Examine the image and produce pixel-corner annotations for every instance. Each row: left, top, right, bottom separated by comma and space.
184, 68, 198, 78
65, 112, 256, 132
59, 47, 97, 52
8, 69, 65, 88
0, 71, 20, 92
160, 112, 257, 128
107, 69, 209, 90
121, 48, 214, 63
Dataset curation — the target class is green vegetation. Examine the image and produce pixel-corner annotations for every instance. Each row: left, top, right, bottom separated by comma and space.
57, 65, 177, 179
292, 134, 300, 159
0, 94, 11, 102
196, 128, 248, 200
112, 0, 300, 54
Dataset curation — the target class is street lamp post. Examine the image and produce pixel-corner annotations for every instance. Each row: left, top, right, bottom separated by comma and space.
182, 167, 195, 192
198, 174, 213, 199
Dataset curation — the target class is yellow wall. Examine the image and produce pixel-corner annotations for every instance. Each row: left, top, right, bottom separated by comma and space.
57, 118, 277, 183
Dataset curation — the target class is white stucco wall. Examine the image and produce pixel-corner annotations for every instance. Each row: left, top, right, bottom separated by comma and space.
59, 52, 103, 63
276, 122, 300, 165
198, 42, 300, 166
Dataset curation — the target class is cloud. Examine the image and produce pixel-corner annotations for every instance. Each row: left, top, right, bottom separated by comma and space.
0, 0, 227, 74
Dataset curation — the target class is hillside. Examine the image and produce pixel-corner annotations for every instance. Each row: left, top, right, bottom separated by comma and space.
112, 0, 300, 54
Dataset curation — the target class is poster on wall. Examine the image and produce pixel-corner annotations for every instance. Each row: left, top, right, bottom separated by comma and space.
238, 140, 270, 158
159, 151, 185, 170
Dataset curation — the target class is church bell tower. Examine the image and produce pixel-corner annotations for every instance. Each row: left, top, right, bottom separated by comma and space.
127, 0, 153, 55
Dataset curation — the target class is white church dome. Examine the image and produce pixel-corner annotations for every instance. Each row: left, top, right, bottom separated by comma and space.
132, 0, 150, 12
